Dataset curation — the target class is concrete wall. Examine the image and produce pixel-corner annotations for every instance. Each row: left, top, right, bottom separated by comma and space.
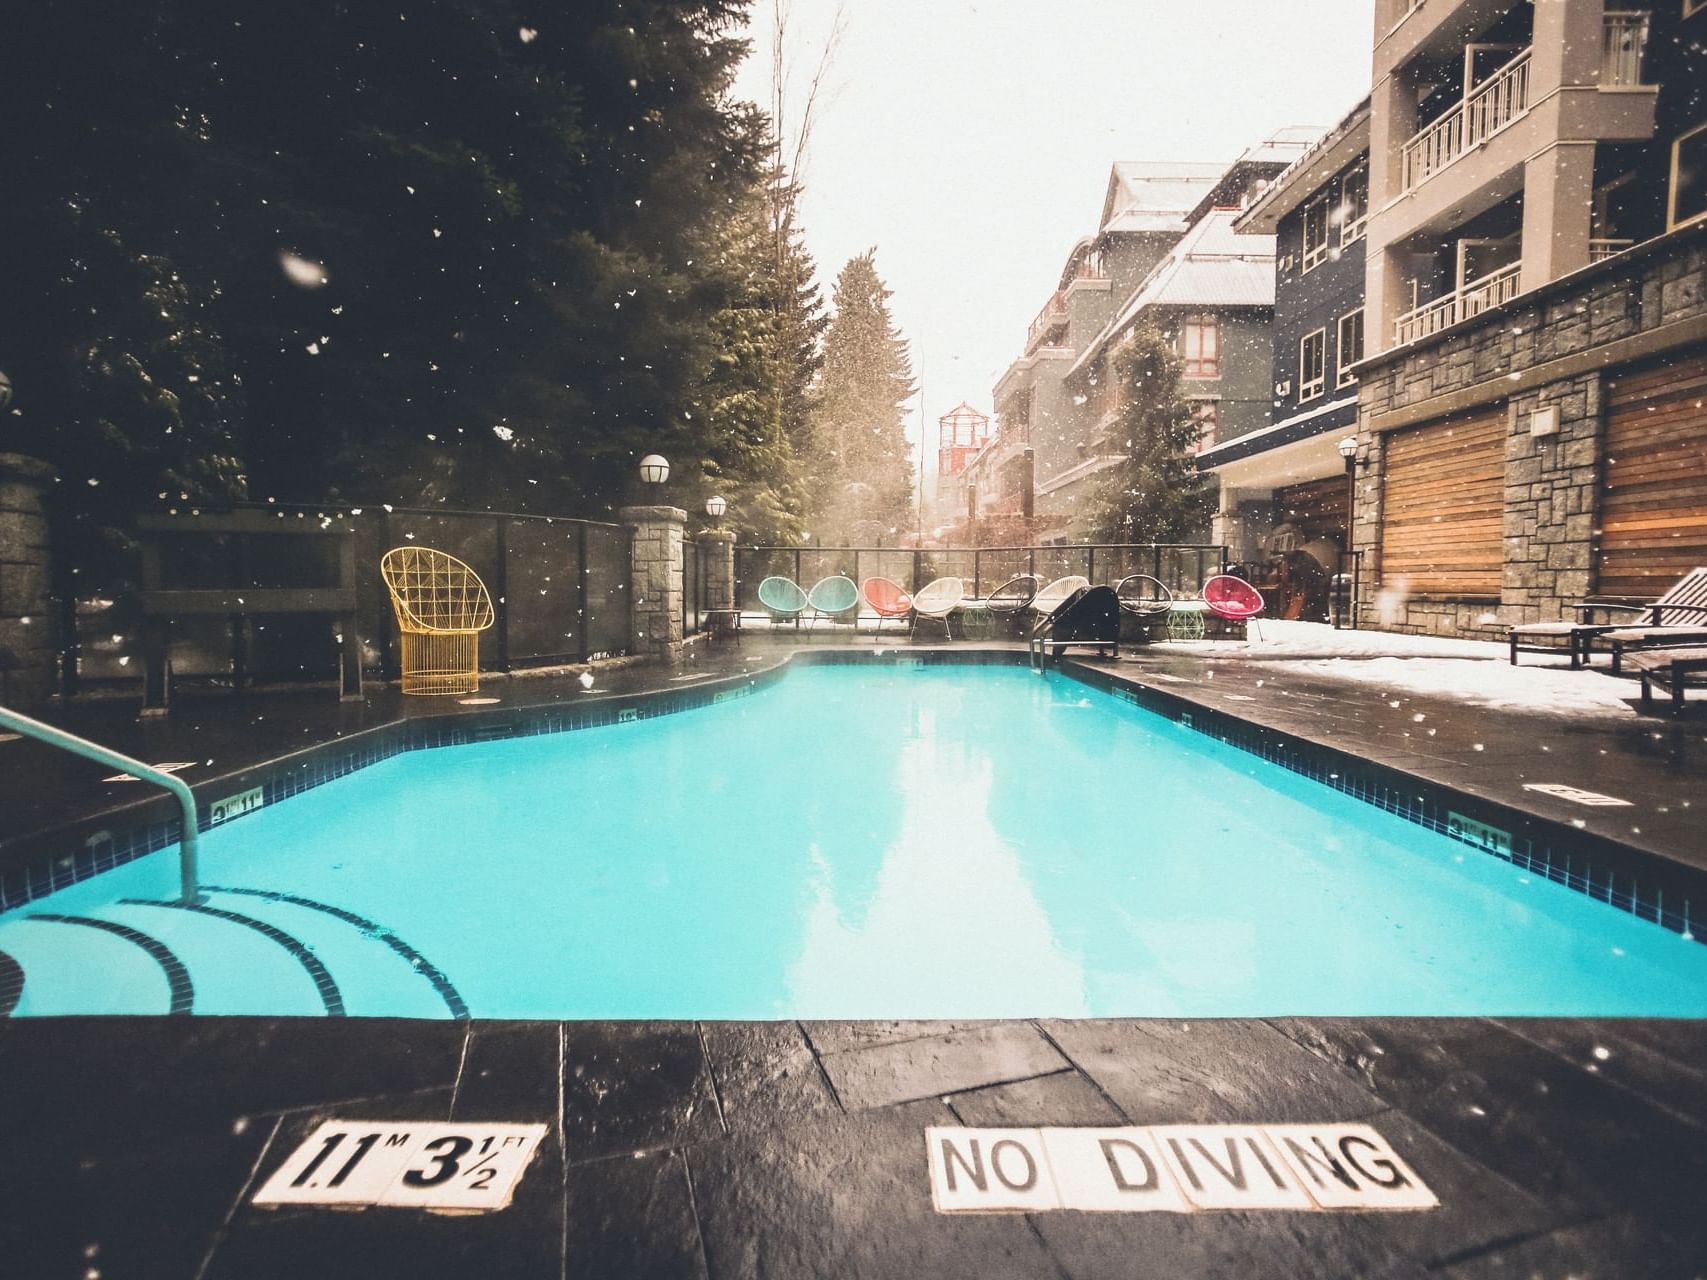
1351, 220, 1707, 635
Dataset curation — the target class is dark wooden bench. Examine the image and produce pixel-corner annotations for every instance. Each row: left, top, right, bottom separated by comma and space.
1625, 645, 1707, 716
137, 511, 363, 714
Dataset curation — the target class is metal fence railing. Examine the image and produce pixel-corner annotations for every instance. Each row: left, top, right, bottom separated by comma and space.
1332, 548, 1364, 630
733, 543, 1228, 615
683, 536, 705, 636
65, 503, 633, 690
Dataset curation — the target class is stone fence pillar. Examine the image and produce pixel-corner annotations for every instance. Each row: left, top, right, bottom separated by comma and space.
620, 504, 685, 662
0, 453, 59, 708
697, 529, 736, 615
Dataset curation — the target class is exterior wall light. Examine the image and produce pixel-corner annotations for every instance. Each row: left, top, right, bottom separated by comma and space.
1336, 435, 1358, 461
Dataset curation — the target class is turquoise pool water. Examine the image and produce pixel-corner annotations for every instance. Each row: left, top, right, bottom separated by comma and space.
4, 665, 1706, 1018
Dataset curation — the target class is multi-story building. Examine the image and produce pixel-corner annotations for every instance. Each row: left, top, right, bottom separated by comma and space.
1203, 100, 1372, 600
1051, 131, 1316, 539
975, 163, 1223, 540
1350, 0, 1707, 634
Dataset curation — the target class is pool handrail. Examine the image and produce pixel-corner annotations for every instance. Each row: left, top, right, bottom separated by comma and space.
0, 703, 199, 904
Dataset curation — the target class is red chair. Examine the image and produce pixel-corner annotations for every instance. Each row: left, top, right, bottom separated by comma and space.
860, 577, 913, 636
1202, 574, 1265, 641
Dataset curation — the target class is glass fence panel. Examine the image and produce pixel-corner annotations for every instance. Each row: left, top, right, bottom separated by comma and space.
584, 524, 633, 658
505, 519, 585, 663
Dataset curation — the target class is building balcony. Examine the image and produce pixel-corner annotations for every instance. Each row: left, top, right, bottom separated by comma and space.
1601, 11, 1649, 89
1393, 261, 1520, 346
1025, 292, 1070, 355
1590, 237, 1635, 263
1400, 47, 1531, 193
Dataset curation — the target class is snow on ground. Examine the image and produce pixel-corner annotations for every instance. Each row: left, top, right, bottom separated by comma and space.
1284, 655, 1640, 714
1159, 621, 1641, 715
1161, 619, 1509, 660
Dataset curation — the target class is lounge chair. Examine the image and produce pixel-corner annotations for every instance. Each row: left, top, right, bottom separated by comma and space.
1030, 575, 1090, 621
983, 573, 1040, 636
860, 577, 913, 636
1203, 574, 1265, 641
1114, 574, 1173, 646
757, 575, 808, 627
1508, 567, 1707, 668
1029, 585, 1119, 666
1628, 645, 1707, 715
805, 575, 860, 632
910, 576, 965, 639
380, 546, 495, 695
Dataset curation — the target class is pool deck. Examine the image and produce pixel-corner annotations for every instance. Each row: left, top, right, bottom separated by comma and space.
3, 634, 1707, 1276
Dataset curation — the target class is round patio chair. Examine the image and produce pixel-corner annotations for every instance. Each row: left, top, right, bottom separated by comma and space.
983, 573, 1040, 636
860, 577, 913, 636
1203, 573, 1266, 641
757, 575, 808, 627
380, 545, 496, 695
805, 575, 861, 632
910, 576, 966, 640
1115, 574, 1174, 646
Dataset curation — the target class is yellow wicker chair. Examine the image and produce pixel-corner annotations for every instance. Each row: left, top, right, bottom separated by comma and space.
380, 546, 496, 695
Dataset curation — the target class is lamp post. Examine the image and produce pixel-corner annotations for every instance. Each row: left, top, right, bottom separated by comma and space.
1336, 435, 1358, 630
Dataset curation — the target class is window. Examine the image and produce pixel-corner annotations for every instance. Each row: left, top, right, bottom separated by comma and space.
1190, 399, 1220, 451
1338, 164, 1368, 245
1302, 196, 1331, 272
1670, 121, 1707, 230
1182, 316, 1219, 378
1299, 328, 1327, 401
1688, 0, 1706, 19
1337, 310, 1364, 387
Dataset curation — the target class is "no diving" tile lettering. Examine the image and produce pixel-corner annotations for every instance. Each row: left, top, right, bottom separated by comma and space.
926, 1124, 1437, 1215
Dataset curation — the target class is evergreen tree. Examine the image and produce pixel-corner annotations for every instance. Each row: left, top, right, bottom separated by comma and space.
810, 250, 915, 544
1091, 325, 1216, 542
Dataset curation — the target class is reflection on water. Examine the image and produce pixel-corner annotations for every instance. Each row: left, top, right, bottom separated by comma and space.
788, 728, 1088, 1017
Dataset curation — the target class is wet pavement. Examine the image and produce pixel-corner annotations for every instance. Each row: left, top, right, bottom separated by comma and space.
2, 1014, 1705, 1277
4, 631, 1706, 1275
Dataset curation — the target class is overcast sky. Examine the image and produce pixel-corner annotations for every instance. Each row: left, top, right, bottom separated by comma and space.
729, 0, 1377, 476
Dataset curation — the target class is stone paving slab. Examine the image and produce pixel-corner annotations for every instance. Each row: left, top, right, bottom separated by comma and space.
2, 1015, 1704, 1278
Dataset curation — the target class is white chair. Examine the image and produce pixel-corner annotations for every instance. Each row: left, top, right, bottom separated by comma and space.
910, 576, 966, 639
1029, 575, 1090, 620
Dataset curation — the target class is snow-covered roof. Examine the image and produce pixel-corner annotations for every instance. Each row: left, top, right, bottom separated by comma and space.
1100, 162, 1224, 234
1234, 100, 1372, 235
1069, 209, 1276, 377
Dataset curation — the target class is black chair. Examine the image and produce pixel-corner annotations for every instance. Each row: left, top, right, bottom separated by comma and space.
1028, 586, 1120, 667
984, 573, 1041, 636
1114, 574, 1173, 647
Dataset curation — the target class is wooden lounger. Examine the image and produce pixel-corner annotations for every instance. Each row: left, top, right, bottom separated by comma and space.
1625, 646, 1707, 715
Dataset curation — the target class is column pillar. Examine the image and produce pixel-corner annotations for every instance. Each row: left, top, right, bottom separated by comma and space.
619, 504, 686, 662
1520, 143, 1597, 291
0, 453, 60, 709
697, 529, 736, 614
1364, 68, 1421, 356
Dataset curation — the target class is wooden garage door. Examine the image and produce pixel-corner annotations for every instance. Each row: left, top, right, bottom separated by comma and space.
1276, 474, 1349, 543
1598, 353, 1707, 600
1379, 409, 1504, 595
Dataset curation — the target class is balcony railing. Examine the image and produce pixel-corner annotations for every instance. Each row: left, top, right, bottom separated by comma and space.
1393, 261, 1521, 345
1590, 237, 1635, 263
1602, 11, 1649, 87
1025, 291, 1069, 353
1400, 48, 1531, 191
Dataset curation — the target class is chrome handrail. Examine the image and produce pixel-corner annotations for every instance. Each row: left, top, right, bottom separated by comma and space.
0, 704, 199, 904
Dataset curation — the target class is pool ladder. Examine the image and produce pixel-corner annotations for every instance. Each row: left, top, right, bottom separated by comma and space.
0, 703, 200, 904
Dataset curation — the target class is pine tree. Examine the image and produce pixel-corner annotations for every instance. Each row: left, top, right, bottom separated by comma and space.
1091, 325, 1216, 542
810, 250, 916, 544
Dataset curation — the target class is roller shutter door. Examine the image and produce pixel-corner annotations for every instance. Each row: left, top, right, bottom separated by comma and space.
1378, 409, 1504, 595
1598, 353, 1707, 600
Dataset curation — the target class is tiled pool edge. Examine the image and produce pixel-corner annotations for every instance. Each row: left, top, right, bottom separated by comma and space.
3, 647, 1703, 950
1060, 659, 1705, 947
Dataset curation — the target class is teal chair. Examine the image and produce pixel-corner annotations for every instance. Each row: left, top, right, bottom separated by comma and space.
758, 575, 808, 627
805, 575, 860, 632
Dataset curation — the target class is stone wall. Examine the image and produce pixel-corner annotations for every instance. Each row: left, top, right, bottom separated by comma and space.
1352, 222, 1707, 635
0, 454, 59, 708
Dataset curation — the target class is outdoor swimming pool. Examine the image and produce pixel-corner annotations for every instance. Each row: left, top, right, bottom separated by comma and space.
3, 664, 1705, 1019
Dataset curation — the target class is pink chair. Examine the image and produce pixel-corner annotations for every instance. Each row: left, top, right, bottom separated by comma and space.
1202, 574, 1265, 641
860, 577, 913, 636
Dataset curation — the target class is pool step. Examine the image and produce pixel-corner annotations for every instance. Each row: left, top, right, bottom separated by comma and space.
0, 889, 466, 1019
